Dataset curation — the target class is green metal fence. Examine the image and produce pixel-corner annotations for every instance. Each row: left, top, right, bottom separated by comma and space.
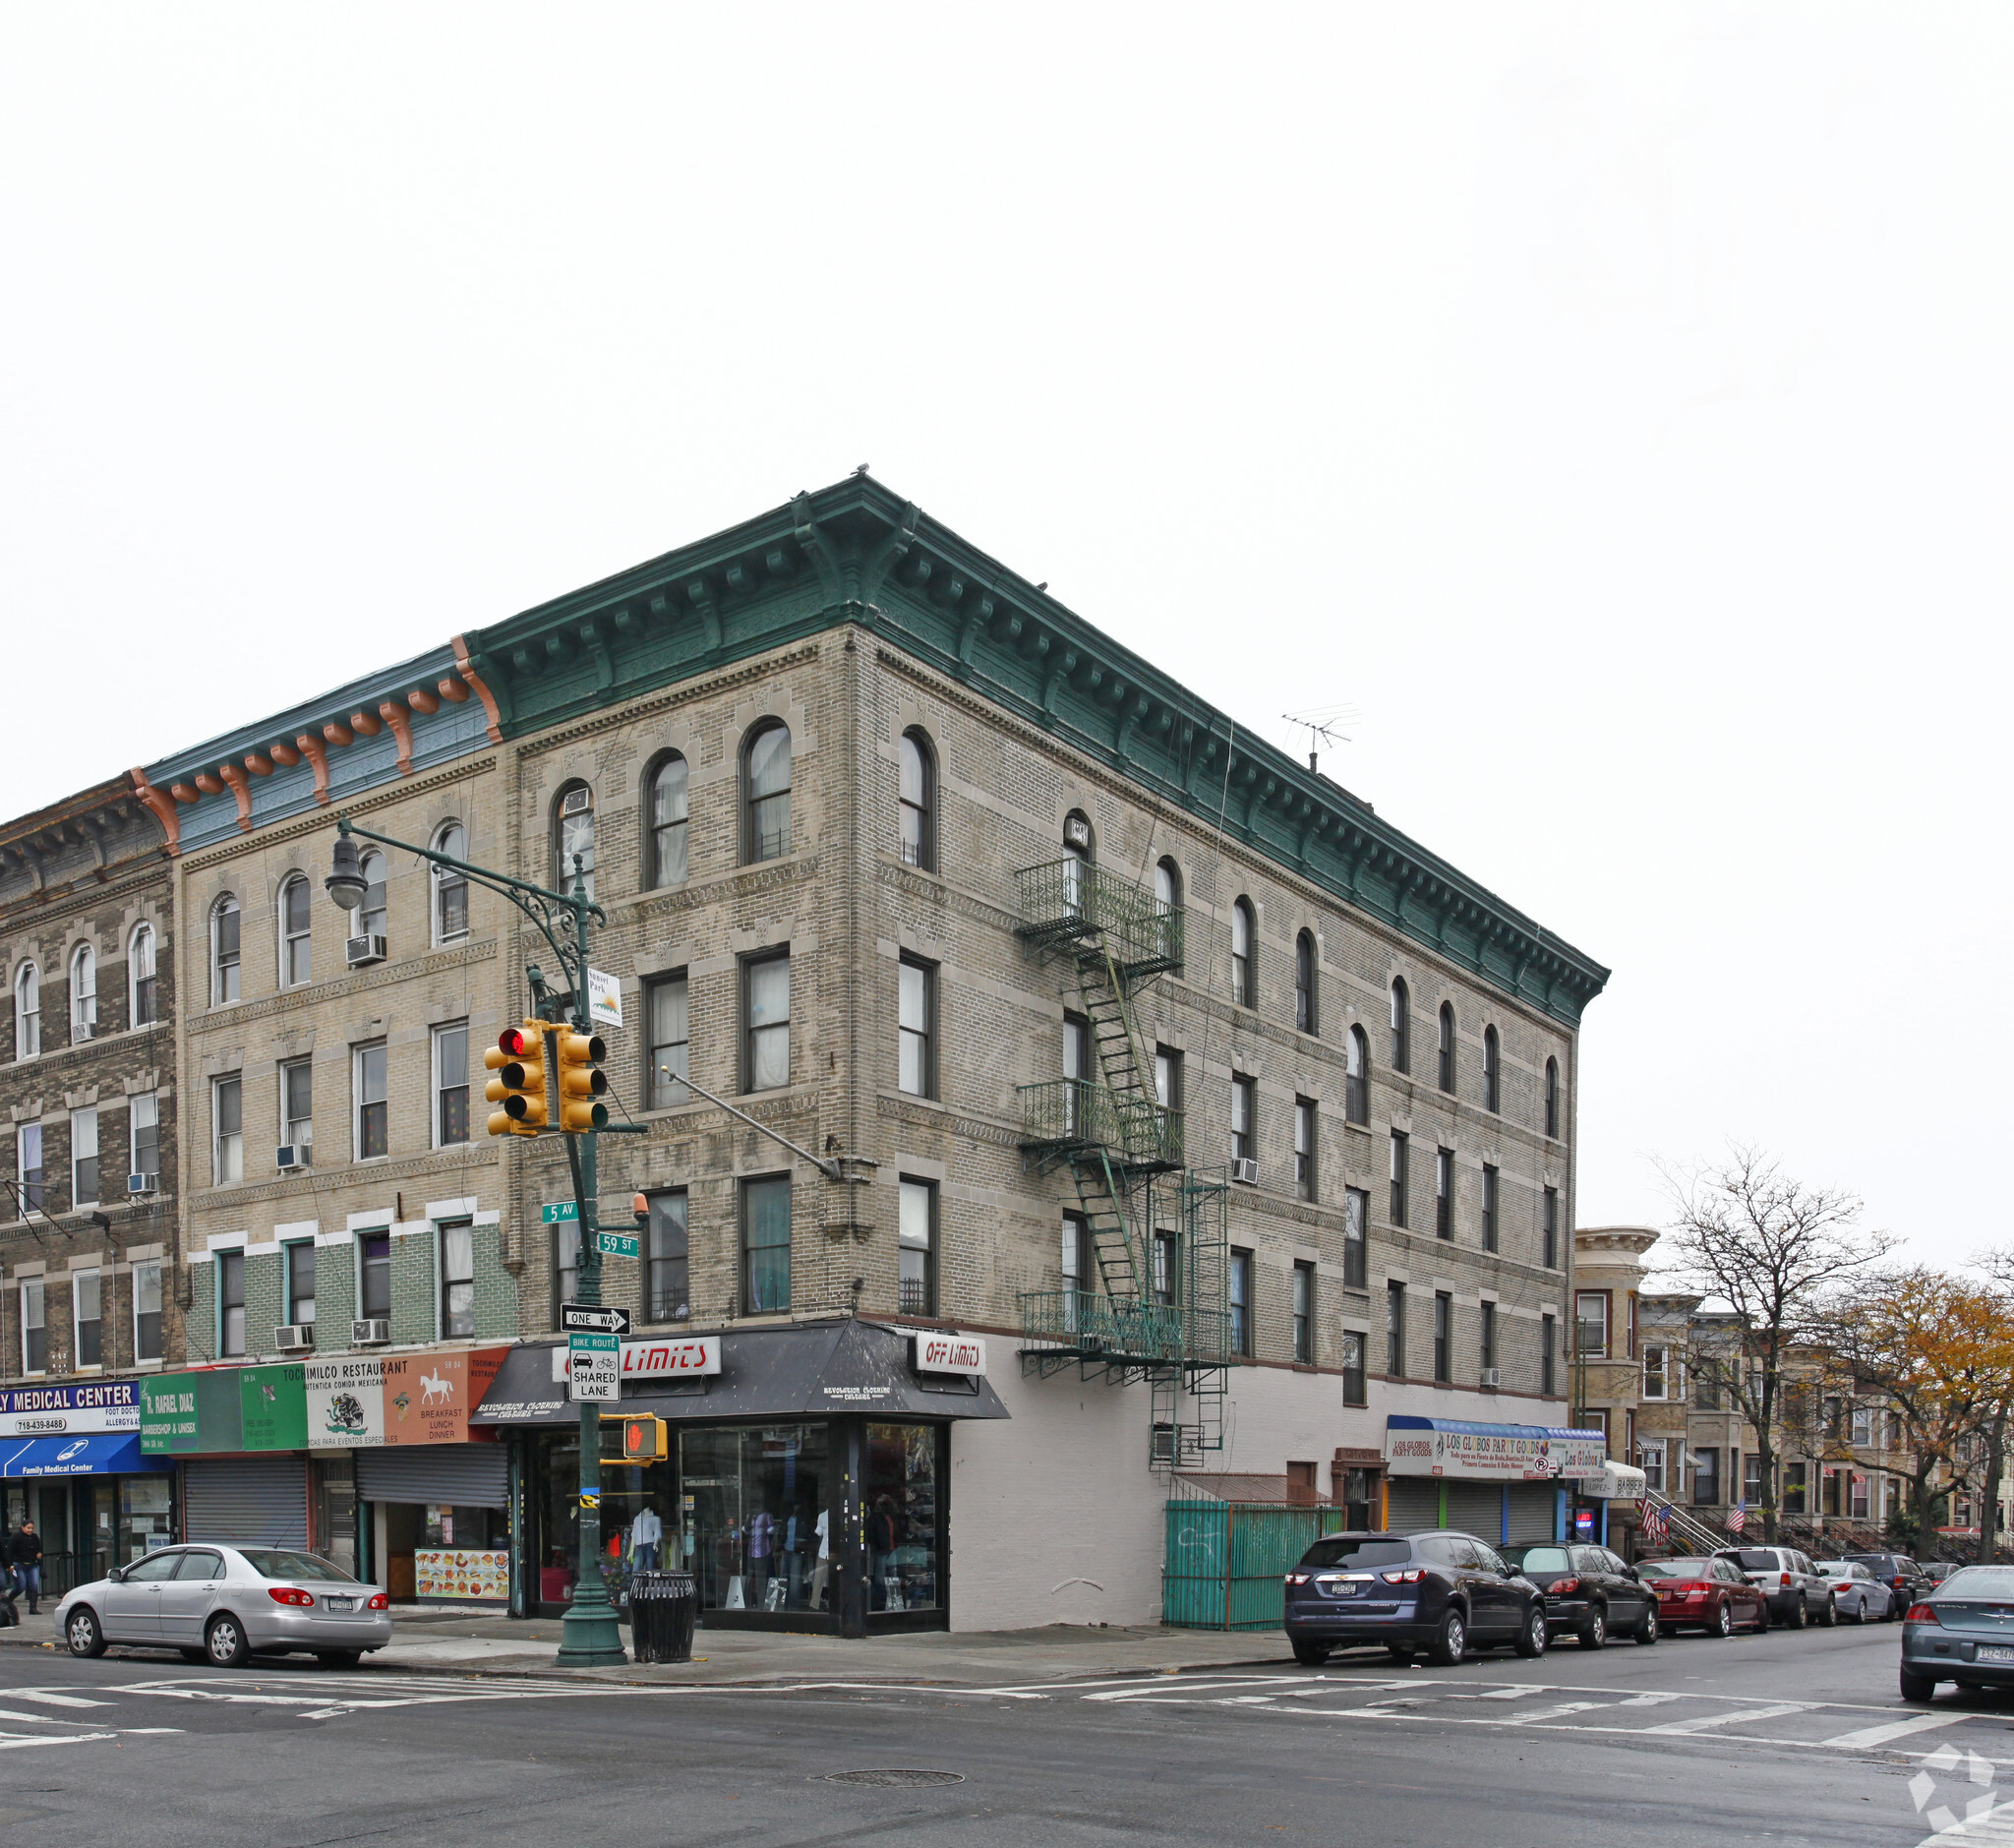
1017, 1079, 1179, 1164
1163, 1500, 1348, 1631
1020, 1290, 1187, 1363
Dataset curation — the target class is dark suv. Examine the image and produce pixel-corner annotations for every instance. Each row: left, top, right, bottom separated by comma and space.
1284, 1529, 1550, 1667
1504, 1542, 1660, 1648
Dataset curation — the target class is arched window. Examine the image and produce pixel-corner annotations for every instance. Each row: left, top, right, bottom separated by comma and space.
1483, 1026, 1501, 1114
743, 722, 792, 864
129, 924, 157, 1028
1437, 1003, 1456, 1093
1390, 978, 1410, 1073
1545, 1056, 1560, 1140
433, 822, 469, 941
1061, 809, 1093, 916
648, 756, 689, 889
13, 962, 39, 1059
1346, 1024, 1370, 1125
1295, 930, 1317, 1035
1154, 858, 1183, 967
1155, 857, 1181, 911
555, 784, 595, 899
351, 851, 388, 944
68, 942, 96, 1042
898, 730, 934, 869
210, 896, 242, 1005
1231, 899, 1256, 1008
279, 875, 312, 986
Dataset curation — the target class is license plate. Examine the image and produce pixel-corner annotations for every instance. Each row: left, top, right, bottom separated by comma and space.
324, 1596, 356, 1612
1978, 1645, 2014, 1664
1321, 1581, 1361, 1598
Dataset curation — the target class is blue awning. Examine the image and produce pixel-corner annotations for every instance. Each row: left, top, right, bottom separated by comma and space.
0, 1433, 171, 1477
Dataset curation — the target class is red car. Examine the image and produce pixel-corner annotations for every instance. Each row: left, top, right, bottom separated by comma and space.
1638, 1556, 1770, 1638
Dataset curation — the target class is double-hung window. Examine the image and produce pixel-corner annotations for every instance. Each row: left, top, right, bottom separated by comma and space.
744, 723, 792, 863
1229, 1250, 1253, 1355
1344, 1026, 1369, 1125
1292, 1262, 1313, 1363
646, 1191, 688, 1322
358, 1231, 391, 1323
210, 900, 240, 1005
355, 1043, 388, 1160
433, 823, 470, 940
280, 876, 312, 985
1230, 900, 1256, 1009
1542, 1186, 1559, 1269
286, 1240, 317, 1329
218, 1250, 246, 1357
1638, 1438, 1666, 1494
134, 1259, 162, 1362
1389, 1130, 1408, 1226
1293, 1098, 1316, 1201
1480, 1163, 1498, 1252
1642, 1342, 1668, 1400
131, 1092, 160, 1188
131, 924, 157, 1026
213, 1077, 243, 1185
899, 957, 934, 1098
70, 943, 96, 1040
556, 788, 595, 900
21, 1278, 45, 1372
743, 952, 791, 1092
1434, 1147, 1452, 1238
434, 1023, 470, 1147
440, 1222, 475, 1340
650, 757, 689, 888
648, 973, 690, 1106
16, 1122, 41, 1214
742, 1174, 792, 1313
1433, 1291, 1451, 1383
281, 1059, 313, 1164
1386, 1282, 1406, 1377
1343, 1187, 1368, 1288
1575, 1291, 1608, 1359
71, 1106, 98, 1209
1541, 1314, 1557, 1397
899, 1177, 935, 1316
1340, 1331, 1366, 1405
73, 1267, 102, 1367
1693, 1447, 1720, 1507
1479, 1300, 1497, 1377
1231, 1075, 1256, 1170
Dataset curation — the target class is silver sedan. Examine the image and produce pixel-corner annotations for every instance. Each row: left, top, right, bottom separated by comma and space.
55, 1543, 392, 1668
1817, 1559, 1897, 1622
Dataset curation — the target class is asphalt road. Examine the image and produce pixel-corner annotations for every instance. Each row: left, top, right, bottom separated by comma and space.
0, 1617, 2005, 1848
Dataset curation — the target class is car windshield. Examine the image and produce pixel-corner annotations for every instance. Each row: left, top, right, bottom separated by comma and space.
1817, 1563, 1852, 1578
1505, 1546, 1571, 1574
1732, 1550, 1780, 1571
1637, 1560, 1704, 1580
1299, 1538, 1413, 1571
237, 1549, 358, 1584
1935, 1569, 2014, 1599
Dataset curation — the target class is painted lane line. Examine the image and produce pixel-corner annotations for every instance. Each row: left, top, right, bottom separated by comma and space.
1613, 1694, 1682, 1706
1468, 1687, 1547, 1700
1819, 1713, 1972, 1751
0, 1732, 118, 1751
1640, 1703, 1813, 1736
1214, 1697, 1280, 1706
0, 1690, 114, 1707
1503, 1702, 1606, 1724
0, 1709, 76, 1725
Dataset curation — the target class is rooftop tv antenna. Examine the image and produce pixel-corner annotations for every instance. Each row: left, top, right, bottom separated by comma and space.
1282, 703, 1358, 775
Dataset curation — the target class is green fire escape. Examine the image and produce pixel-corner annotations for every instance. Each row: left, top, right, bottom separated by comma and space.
1013, 858, 1234, 1469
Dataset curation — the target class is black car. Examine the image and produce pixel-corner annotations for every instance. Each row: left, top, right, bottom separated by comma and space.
1283, 1529, 1550, 1667
1843, 1551, 1931, 1607
1901, 1565, 2014, 1700
1504, 1543, 1659, 1648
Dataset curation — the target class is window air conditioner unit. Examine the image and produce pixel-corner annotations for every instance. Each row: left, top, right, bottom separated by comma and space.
351, 1318, 391, 1345
345, 933, 388, 969
1480, 1367, 1502, 1389
275, 1145, 306, 1172
127, 1173, 154, 1196
274, 1324, 315, 1352
561, 786, 592, 816
1231, 1158, 1260, 1185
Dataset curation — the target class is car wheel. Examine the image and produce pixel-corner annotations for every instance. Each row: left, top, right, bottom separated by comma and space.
1900, 1668, 1938, 1703
206, 1614, 251, 1669
1512, 1606, 1548, 1658
1634, 1607, 1659, 1645
1578, 1607, 1607, 1649
65, 1605, 106, 1659
1713, 1599, 1734, 1639
1781, 1596, 1807, 1631
317, 1650, 363, 1671
1428, 1609, 1466, 1667
1815, 1593, 1836, 1628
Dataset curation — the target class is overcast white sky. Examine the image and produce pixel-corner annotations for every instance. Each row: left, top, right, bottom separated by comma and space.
2, 6, 2006, 1272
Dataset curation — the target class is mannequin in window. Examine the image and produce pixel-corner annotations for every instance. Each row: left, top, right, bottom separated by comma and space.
746, 1507, 774, 1604
810, 1507, 831, 1610
867, 1494, 899, 1609
630, 1504, 663, 1573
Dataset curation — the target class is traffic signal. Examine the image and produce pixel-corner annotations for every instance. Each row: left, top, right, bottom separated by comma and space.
554, 1029, 610, 1133
601, 1412, 667, 1463
485, 1023, 549, 1137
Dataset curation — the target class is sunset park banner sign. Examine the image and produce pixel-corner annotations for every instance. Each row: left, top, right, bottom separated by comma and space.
1383, 1415, 1610, 1483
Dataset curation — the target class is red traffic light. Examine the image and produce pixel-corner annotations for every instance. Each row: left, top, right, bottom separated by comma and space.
499, 1026, 536, 1058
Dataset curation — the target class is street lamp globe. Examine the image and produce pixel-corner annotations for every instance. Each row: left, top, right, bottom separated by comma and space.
326, 834, 368, 912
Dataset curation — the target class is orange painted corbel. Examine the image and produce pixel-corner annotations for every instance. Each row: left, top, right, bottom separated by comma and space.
348, 710, 383, 737
437, 676, 470, 703
244, 751, 274, 776
324, 721, 354, 747
128, 770, 181, 856
169, 783, 200, 805
296, 733, 331, 805
450, 636, 504, 743
269, 742, 301, 767
194, 771, 224, 795
406, 686, 440, 715
379, 700, 414, 774
217, 762, 254, 832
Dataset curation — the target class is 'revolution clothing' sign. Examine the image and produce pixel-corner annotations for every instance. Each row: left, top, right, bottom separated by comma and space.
1384, 1415, 1608, 1482
0, 1379, 142, 1438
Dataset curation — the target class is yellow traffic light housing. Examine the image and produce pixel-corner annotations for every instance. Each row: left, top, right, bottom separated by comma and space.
555, 1030, 610, 1133
601, 1412, 667, 1463
485, 1023, 550, 1137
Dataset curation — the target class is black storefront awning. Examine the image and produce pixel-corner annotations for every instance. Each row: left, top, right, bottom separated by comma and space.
471, 1319, 1010, 1428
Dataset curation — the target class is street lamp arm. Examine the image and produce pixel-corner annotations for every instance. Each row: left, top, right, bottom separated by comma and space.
660, 1066, 845, 1182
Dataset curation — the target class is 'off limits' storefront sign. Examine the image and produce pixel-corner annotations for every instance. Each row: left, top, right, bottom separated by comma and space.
1, 1380, 143, 1439
1384, 1415, 1609, 1482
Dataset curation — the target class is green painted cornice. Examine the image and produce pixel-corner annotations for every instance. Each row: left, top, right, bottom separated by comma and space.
460, 475, 1610, 1024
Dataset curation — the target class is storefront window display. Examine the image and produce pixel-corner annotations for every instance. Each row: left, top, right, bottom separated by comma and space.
864, 1424, 939, 1615
681, 1424, 830, 1616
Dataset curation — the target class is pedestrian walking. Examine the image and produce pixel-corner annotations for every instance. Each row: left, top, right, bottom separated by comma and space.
9, 1520, 43, 1615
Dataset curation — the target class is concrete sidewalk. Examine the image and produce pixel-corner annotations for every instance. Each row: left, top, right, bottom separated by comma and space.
0, 1603, 1294, 1688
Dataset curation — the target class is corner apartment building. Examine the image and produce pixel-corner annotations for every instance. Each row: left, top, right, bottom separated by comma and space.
0, 776, 181, 1583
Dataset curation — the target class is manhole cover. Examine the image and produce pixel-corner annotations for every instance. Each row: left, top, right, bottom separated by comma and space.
825, 1769, 966, 1788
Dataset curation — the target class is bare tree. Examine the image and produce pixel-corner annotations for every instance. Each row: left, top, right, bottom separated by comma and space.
1659, 1147, 1898, 1543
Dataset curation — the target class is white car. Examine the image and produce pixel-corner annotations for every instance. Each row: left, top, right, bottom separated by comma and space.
55, 1543, 392, 1669
1817, 1559, 1897, 1622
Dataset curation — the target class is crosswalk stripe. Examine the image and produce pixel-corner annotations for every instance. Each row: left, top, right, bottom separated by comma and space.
1820, 1713, 1969, 1750
1638, 1703, 1812, 1735
0, 1732, 117, 1751
0, 1690, 113, 1707
1507, 1701, 1605, 1724
0, 1709, 73, 1725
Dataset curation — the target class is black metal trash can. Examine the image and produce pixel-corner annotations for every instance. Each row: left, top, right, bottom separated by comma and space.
627, 1570, 697, 1664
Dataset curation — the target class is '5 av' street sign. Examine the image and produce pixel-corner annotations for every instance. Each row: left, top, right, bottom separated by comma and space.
560, 1303, 630, 1336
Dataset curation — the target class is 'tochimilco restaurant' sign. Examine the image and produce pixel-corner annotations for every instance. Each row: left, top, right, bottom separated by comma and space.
0, 1380, 142, 1438
1384, 1415, 1608, 1483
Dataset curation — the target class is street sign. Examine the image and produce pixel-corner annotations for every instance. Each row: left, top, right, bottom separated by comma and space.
541, 1201, 579, 1224
568, 1332, 620, 1401
593, 1230, 641, 1259
560, 1302, 630, 1335
586, 967, 623, 1029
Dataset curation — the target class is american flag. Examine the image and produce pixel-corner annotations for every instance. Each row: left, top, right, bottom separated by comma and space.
1727, 1500, 1747, 1535
1640, 1502, 1670, 1548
